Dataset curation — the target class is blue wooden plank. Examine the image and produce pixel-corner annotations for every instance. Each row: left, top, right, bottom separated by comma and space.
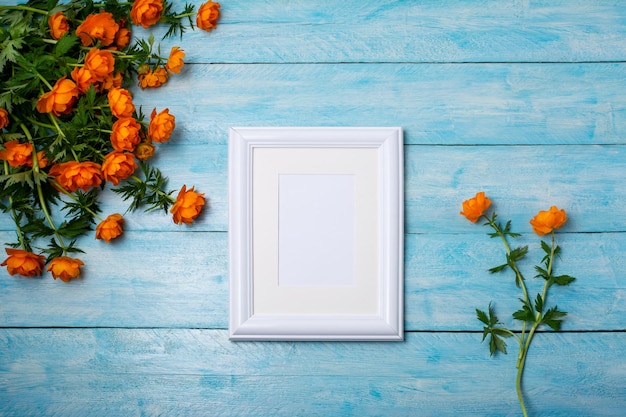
126, 0, 626, 64
3, 143, 624, 233
1, 231, 624, 331
130, 62, 626, 146
1, 329, 624, 416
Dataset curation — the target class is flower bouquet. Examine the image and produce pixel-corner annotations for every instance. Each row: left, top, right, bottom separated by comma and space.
461, 192, 576, 416
0, 0, 220, 281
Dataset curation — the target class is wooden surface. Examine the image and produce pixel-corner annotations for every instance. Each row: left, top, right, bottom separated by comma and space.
1, 0, 625, 415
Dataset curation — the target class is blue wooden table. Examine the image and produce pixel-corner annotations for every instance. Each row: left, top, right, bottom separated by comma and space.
1, 1, 625, 415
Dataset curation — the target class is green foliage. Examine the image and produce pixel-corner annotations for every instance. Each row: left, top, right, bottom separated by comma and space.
0, 0, 212, 276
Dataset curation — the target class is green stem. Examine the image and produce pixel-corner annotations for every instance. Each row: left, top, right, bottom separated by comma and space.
3, 160, 28, 251
0, 5, 48, 14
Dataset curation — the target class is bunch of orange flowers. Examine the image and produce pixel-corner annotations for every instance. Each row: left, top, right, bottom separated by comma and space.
0, 0, 221, 281
460, 192, 575, 417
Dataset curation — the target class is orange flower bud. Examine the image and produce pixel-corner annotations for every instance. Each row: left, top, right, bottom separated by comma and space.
84, 48, 115, 82
95, 213, 124, 243
70, 66, 97, 94
49, 161, 103, 192
529, 206, 568, 236
165, 46, 185, 74
148, 108, 175, 143
196, 1, 221, 32
138, 67, 168, 89
134, 141, 156, 161
0, 108, 9, 129
170, 184, 206, 225
47, 256, 84, 282
130, 0, 164, 28
101, 151, 137, 185
460, 191, 492, 222
36, 77, 79, 116
110, 117, 142, 151
1, 248, 46, 277
0, 140, 33, 167
48, 12, 70, 40
108, 88, 135, 118
76, 11, 119, 47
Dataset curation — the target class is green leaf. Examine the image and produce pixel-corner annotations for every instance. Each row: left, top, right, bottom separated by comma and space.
508, 246, 528, 263
476, 308, 490, 326
553, 274, 576, 286
488, 263, 508, 274
542, 306, 568, 331
534, 293, 543, 314
534, 265, 550, 280
53, 34, 79, 57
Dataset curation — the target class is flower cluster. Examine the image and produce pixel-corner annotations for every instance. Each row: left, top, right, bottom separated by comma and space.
460, 192, 576, 417
0, 0, 220, 281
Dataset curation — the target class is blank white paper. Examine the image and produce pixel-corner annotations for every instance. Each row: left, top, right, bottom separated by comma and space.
278, 174, 355, 287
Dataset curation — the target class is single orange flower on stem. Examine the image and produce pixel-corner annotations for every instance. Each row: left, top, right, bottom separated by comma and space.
165, 46, 185, 74
108, 88, 136, 119
47, 256, 84, 282
134, 141, 156, 161
529, 206, 568, 236
170, 185, 206, 225
148, 108, 175, 143
138, 67, 168, 89
102, 151, 137, 185
196, 1, 221, 32
49, 161, 103, 192
95, 213, 124, 243
83, 48, 115, 82
36, 77, 79, 117
460, 191, 492, 222
48, 11, 69, 39
0, 108, 9, 129
0, 140, 33, 167
1, 248, 46, 277
76, 11, 119, 46
110, 117, 142, 152
130, 0, 164, 28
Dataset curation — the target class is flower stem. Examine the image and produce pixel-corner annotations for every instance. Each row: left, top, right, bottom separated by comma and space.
0, 5, 48, 15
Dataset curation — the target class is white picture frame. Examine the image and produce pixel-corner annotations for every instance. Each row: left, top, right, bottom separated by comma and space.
228, 127, 404, 341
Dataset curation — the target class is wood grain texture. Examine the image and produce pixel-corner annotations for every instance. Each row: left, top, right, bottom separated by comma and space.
1, 0, 625, 415
129, 0, 626, 64
129, 63, 626, 145
1, 330, 625, 417
1, 231, 624, 332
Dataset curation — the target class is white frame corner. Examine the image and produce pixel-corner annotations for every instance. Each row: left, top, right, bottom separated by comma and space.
228, 127, 404, 341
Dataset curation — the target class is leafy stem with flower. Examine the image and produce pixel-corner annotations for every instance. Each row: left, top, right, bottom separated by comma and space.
1, 0, 221, 281
460, 192, 576, 417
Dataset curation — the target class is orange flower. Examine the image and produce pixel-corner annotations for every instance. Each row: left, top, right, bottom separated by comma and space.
529, 206, 568, 236
108, 88, 135, 118
170, 185, 206, 225
101, 72, 124, 91
28, 151, 49, 169
36, 77, 79, 116
165, 46, 185, 74
134, 141, 156, 161
49, 161, 103, 192
47, 256, 84, 282
130, 0, 164, 28
148, 108, 175, 143
1, 248, 46, 277
114, 26, 131, 49
460, 191, 492, 222
48, 12, 69, 40
0, 140, 32, 167
138, 67, 168, 89
0, 108, 8, 129
101, 151, 137, 185
84, 48, 115, 82
95, 213, 124, 243
70, 66, 97, 94
76, 11, 119, 47
196, 1, 221, 32
110, 117, 142, 151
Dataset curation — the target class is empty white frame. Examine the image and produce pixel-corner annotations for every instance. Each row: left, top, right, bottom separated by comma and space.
229, 127, 404, 341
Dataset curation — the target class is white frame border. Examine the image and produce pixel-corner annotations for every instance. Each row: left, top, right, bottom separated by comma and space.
228, 127, 404, 341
